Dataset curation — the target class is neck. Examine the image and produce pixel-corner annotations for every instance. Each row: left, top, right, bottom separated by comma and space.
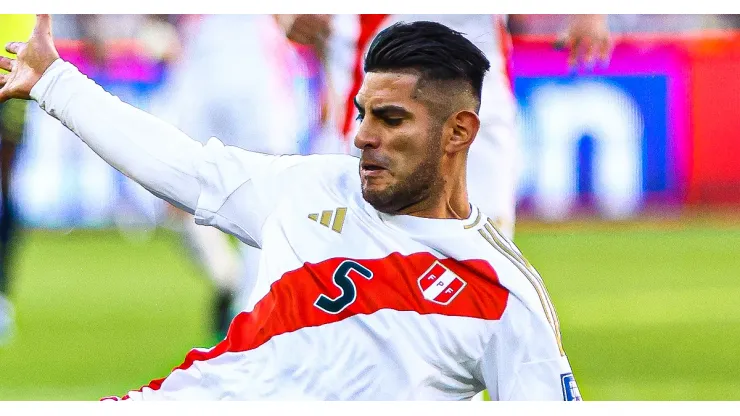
397, 170, 470, 220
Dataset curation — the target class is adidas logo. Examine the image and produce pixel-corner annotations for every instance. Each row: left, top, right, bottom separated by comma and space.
308, 208, 347, 234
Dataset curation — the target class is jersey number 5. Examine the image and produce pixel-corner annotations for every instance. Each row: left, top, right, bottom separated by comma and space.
314, 260, 373, 314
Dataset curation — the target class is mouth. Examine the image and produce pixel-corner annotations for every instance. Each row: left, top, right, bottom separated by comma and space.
360, 160, 388, 177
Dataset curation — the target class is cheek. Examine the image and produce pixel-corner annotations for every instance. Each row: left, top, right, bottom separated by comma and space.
388, 122, 430, 154
388, 135, 430, 176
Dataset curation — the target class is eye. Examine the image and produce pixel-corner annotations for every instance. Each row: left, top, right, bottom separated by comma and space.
385, 118, 402, 127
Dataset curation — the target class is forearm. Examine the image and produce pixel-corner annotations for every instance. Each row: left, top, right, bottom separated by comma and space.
30, 59, 202, 213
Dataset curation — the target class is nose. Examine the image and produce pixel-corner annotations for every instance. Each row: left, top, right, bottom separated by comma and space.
353, 119, 381, 151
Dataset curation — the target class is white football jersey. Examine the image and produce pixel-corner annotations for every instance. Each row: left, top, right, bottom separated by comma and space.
30, 58, 572, 401
113, 140, 577, 401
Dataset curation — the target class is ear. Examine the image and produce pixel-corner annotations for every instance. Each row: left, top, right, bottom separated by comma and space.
444, 110, 479, 154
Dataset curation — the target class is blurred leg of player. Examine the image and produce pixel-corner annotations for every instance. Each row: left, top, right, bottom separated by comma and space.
172, 205, 242, 339
0, 13, 34, 345
163, 15, 306, 338
0, 98, 26, 345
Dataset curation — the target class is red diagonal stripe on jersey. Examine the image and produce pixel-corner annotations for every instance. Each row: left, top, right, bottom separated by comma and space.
118, 251, 508, 399
418, 263, 448, 291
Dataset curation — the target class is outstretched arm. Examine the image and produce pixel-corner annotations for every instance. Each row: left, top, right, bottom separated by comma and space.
1, 15, 309, 249
29, 58, 203, 213
0, 15, 205, 213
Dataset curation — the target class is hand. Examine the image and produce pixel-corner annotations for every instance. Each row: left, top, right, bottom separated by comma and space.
554, 14, 612, 70
276, 14, 332, 51
0, 14, 60, 102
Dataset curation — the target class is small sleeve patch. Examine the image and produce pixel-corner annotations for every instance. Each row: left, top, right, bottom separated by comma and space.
560, 373, 582, 401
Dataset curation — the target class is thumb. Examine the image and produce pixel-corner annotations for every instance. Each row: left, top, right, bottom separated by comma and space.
33, 14, 53, 37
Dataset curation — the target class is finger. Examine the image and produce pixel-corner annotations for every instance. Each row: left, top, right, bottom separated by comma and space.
291, 15, 314, 32
288, 31, 312, 45
0, 83, 9, 103
582, 40, 597, 70
304, 15, 330, 36
313, 25, 330, 42
568, 38, 581, 69
317, 14, 332, 31
0, 56, 13, 72
5, 41, 26, 55
274, 14, 297, 34
317, 22, 331, 39
574, 37, 595, 70
598, 36, 614, 66
290, 28, 316, 45
555, 32, 580, 69
33, 14, 53, 37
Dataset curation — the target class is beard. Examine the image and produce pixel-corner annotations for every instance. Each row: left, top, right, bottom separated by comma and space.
361, 135, 444, 215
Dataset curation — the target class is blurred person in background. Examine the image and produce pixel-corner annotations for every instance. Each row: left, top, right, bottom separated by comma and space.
49, 14, 177, 231
65, 15, 149, 65
51, 14, 242, 343
158, 14, 310, 343
278, 13, 611, 400
46, 14, 313, 345
508, 14, 738, 34
0, 14, 35, 345
278, 14, 612, 244
135, 15, 183, 65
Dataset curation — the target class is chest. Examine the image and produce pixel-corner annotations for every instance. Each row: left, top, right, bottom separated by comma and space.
267, 199, 428, 262
256, 201, 508, 332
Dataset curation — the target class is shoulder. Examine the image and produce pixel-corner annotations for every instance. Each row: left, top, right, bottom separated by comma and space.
467, 213, 564, 353
453, 209, 554, 323
199, 138, 359, 190
278, 153, 360, 196
285, 153, 359, 173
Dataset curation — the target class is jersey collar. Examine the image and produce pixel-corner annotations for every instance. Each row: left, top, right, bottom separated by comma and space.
365, 199, 482, 237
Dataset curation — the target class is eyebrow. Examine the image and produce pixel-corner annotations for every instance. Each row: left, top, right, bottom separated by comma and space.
354, 97, 410, 117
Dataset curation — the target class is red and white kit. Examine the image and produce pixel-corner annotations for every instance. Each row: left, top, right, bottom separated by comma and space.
31, 57, 577, 400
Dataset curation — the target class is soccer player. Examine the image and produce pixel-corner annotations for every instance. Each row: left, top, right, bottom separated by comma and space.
0, 13, 34, 344
0, 15, 580, 400
279, 14, 610, 401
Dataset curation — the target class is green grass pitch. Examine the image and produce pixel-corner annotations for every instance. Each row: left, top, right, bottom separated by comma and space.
1, 219, 739, 400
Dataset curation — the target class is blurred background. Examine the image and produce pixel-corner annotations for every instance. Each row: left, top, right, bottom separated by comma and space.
1, 14, 740, 401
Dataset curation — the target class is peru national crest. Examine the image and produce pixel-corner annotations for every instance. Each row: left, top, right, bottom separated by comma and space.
417, 261, 467, 305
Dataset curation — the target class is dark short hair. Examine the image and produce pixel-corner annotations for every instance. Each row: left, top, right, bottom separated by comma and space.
363, 21, 491, 108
